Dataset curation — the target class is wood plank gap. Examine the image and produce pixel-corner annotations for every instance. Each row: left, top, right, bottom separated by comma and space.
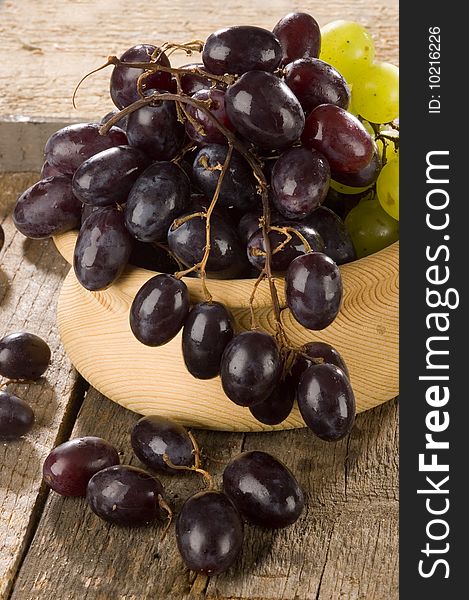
315, 519, 337, 600
5, 376, 90, 600
344, 433, 352, 502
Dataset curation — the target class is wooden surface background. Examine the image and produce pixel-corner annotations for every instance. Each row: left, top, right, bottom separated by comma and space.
0, 0, 399, 598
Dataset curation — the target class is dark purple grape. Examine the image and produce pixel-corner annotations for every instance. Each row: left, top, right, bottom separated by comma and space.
332, 144, 380, 187
238, 211, 262, 246
130, 274, 190, 346
247, 220, 324, 273
223, 451, 304, 528
73, 206, 133, 291
188, 195, 244, 228
192, 144, 258, 212
285, 58, 350, 115
81, 204, 101, 225
176, 490, 243, 575
305, 206, 356, 265
110, 44, 172, 109
43, 437, 119, 496
271, 147, 330, 219
285, 252, 342, 330
131, 415, 194, 474
287, 342, 349, 392
302, 105, 373, 173
87, 465, 166, 525
182, 302, 235, 379
72, 146, 147, 207
40, 160, 65, 178
13, 177, 81, 239
168, 212, 247, 279
0, 332, 51, 380
129, 241, 179, 273
44, 123, 128, 176
0, 390, 35, 440
179, 63, 213, 95
126, 100, 185, 161
100, 110, 129, 130
125, 162, 191, 242
249, 380, 294, 425
298, 363, 355, 441
225, 71, 305, 150
202, 26, 282, 75
273, 12, 321, 65
185, 88, 233, 145
220, 331, 281, 407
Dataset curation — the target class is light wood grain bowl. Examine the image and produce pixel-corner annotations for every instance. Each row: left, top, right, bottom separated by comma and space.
53, 231, 398, 431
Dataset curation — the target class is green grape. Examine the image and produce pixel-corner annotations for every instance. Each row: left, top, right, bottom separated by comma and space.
320, 21, 375, 82
347, 86, 359, 116
361, 119, 376, 138
330, 179, 373, 195
345, 195, 399, 258
377, 157, 399, 220
351, 62, 399, 124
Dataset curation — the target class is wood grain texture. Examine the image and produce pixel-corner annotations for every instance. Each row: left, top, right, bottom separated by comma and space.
11, 389, 398, 600
54, 234, 398, 429
0, 174, 86, 599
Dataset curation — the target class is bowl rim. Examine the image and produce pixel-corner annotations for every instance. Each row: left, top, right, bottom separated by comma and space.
53, 229, 399, 310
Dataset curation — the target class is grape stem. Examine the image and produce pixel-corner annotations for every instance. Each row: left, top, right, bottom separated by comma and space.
100, 88, 286, 340
199, 143, 233, 301
162, 452, 214, 490
162, 429, 214, 489
170, 143, 233, 297
158, 495, 174, 541
105, 55, 235, 86
248, 269, 267, 329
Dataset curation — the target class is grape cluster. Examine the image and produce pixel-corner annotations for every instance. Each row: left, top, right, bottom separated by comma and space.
11, 13, 399, 435
42, 415, 304, 575
0, 332, 51, 439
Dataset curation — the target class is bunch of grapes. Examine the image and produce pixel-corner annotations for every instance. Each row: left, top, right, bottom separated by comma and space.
11, 13, 399, 437
42, 416, 304, 576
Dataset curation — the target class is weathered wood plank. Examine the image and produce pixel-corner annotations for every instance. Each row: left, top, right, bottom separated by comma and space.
0, 120, 83, 173
0, 174, 86, 600
11, 388, 398, 600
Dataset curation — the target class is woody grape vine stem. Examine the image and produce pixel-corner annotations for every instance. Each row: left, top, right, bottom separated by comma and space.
93, 57, 287, 341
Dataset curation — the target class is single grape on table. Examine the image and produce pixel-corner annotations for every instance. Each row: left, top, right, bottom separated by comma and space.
131, 415, 196, 474
0, 332, 51, 381
87, 465, 170, 527
0, 390, 35, 440
223, 450, 304, 528
176, 490, 244, 575
43, 437, 120, 496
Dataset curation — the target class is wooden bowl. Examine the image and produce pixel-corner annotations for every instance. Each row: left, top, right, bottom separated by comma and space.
53, 231, 398, 431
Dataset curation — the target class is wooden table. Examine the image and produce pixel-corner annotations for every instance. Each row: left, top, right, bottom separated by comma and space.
0, 1, 398, 598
